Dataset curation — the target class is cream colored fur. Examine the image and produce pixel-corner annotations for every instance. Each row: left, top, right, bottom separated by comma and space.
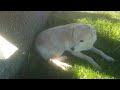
35, 23, 114, 70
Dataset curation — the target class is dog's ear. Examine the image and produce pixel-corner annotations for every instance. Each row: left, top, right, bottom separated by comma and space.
90, 26, 97, 41
72, 26, 82, 42
72, 26, 78, 41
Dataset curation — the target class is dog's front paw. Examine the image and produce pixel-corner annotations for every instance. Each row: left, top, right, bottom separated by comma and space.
105, 56, 115, 62
60, 63, 72, 71
50, 59, 72, 71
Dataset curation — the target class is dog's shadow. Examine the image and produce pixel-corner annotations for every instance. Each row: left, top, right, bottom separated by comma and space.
21, 11, 120, 79
20, 50, 79, 79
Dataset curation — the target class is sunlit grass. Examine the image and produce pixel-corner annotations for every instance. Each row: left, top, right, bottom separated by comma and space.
73, 18, 120, 41
69, 65, 114, 79
79, 11, 120, 19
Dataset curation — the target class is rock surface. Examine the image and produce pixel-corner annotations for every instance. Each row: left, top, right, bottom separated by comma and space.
0, 11, 51, 79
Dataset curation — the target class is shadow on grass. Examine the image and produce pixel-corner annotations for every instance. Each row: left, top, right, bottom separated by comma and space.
21, 11, 120, 79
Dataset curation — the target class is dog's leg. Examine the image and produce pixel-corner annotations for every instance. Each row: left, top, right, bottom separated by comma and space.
70, 51, 102, 70
55, 56, 68, 61
90, 47, 114, 62
49, 56, 72, 71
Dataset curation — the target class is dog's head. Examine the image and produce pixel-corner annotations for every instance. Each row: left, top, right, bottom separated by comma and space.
72, 23, 97, 51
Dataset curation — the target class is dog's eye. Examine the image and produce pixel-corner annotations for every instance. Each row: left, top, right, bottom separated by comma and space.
80, 40, 84, 42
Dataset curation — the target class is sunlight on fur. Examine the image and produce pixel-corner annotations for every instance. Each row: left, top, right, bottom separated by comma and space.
50, 58, 72, 71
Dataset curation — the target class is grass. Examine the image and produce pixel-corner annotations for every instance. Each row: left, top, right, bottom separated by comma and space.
23, 11, 120, 79
70, 65, 114, 79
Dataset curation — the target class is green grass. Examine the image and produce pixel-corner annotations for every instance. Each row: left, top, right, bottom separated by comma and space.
24, 11, 120, 79
70, 65, 114, 79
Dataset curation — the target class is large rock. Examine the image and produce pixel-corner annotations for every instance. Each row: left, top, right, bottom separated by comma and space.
0, 11, 51, 79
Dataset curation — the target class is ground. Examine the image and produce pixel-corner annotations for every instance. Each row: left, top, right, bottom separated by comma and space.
22, 11, 120, 79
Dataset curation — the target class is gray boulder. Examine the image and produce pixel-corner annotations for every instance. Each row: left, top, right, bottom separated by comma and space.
0, 11, 51, 79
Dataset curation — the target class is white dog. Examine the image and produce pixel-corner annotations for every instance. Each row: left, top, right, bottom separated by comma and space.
35, 23, 114, 71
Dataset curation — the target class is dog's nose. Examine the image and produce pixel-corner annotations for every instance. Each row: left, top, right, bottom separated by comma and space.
71, 47, 74, 51
80, 40, 84, 42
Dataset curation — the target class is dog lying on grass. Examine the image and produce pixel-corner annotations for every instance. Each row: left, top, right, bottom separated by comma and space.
35, 23, 114, 71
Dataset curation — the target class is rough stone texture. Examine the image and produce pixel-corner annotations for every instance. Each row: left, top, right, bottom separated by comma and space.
0, 11, 51, 79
